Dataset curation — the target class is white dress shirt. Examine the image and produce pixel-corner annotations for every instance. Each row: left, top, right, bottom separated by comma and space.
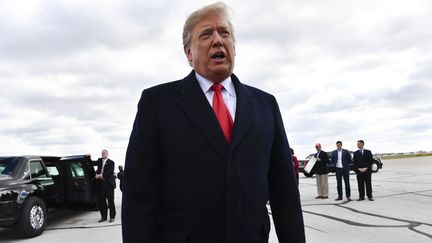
195, 72, 237, 121
336, 149, 343, 168
101, 158, 108, 174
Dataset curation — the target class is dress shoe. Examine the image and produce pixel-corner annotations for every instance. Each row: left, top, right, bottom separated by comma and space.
321, 196, 329, 199
368, 197, 374, 201
335, 197, 343, 201
357, 198, 365, 201
315, 196, 322, 199
109, 218, 115, 223
346, 197, 352, 202
98, 218, 107, 223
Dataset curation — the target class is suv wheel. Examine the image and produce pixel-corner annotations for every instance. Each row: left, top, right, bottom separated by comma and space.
15, 197, 47, 238
371, 162, 379, 173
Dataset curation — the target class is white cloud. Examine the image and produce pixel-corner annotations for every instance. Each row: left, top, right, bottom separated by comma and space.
0, 0, 431, 162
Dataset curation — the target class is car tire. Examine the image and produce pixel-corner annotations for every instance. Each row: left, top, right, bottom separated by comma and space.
371, 162, 379, 173
303, 172, 313, 177
15, 197, 47, 238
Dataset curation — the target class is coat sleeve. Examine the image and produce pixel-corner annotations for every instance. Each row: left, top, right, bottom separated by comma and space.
103, 160, 115, 180
321, 151, 330, 164
96, 159, 102, 174
366, 150, 374, 169
268, 96, 306, 243
122, 90, 161, 243
292, 156, 299, 172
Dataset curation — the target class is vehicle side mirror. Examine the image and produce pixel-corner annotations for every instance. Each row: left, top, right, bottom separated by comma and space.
23, 171, 30, 180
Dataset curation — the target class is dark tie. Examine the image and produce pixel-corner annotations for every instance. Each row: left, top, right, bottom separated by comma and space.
211, 83, 233, 143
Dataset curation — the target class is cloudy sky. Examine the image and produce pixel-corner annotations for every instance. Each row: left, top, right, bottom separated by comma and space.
1, 0, 431, 164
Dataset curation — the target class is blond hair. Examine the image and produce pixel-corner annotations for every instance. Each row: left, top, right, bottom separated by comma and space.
182, 1, 235, 48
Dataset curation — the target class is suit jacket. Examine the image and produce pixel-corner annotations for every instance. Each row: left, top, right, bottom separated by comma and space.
117, 171, 124, 191
96, 158, 116, 189
353, 149, 373, 173
292, 155, 299, 175
331, 149, 352, 173
122, 71, 305, 243
313, 150, 329, 174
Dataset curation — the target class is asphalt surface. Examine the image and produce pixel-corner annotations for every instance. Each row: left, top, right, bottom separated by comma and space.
1, 156, 431, 243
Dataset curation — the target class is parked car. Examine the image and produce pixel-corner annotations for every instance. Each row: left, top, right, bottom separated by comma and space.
0, 155, 98, 238
298, 151, 383, 177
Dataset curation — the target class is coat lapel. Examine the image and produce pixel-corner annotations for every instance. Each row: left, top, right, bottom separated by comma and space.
176, 71, 256, 156
230, 74, 256, 149
176, 71, 228, 157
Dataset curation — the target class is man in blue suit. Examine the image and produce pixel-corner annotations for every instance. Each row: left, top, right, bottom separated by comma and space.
331, 141, 352, 201
121, 2, 305, 243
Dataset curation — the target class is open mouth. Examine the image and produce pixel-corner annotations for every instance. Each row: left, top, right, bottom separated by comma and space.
211, 52, 226, 60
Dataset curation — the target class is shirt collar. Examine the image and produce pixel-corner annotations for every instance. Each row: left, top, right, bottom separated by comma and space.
195, 72, 236, 97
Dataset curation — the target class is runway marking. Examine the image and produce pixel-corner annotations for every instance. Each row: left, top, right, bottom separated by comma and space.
294, 194, 432, 240
372, 189, 432, 199
336, 204, 432, 227
45, 223, 122, 231
302, 210, 410, 228
302, 209, 432, 239
305, 225, 326, 233
409, 226, 432, 239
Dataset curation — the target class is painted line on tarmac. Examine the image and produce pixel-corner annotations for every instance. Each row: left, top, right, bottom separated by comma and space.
45, 223, 121, 231
302, 210, 409, 228
305, 225, 326, 233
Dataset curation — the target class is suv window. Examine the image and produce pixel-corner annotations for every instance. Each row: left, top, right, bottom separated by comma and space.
69, 162, 85, 178
0, 164, 6, 174
46, 165, 60, 176
0, 157, 22, 176
30, 161, 48, 179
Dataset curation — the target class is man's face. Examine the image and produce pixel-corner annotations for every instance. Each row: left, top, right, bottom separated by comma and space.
101, 150, 108, 159
336, 143, 342, 150
357, 142, 364, 150
315, 145, 321, 152
184, 12, 235, 82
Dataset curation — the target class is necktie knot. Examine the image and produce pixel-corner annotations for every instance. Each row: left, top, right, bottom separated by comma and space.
211, 83, 223, 93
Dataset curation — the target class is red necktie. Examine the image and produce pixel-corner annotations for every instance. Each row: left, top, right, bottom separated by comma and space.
211, 83, 233, 143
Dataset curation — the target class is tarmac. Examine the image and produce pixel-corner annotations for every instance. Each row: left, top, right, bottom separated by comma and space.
1, 156, 431, 242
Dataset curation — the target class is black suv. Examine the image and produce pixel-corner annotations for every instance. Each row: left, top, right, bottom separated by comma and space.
0, 155, 98, 238
298, 151, 383, 177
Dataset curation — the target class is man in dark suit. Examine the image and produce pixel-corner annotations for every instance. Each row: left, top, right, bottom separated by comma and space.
313, 143, 330, 199
122, 2, 305, 243
353, 140, 374, 201
95, 149, 116, 222
331, 141, 352, 201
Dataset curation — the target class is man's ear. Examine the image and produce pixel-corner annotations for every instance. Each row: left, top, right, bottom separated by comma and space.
184, 46, 193, 64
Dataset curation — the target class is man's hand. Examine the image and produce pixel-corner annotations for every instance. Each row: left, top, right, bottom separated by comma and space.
316, 158, 321, 161
95, 174, 103, 179
358, 167, 368, 173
